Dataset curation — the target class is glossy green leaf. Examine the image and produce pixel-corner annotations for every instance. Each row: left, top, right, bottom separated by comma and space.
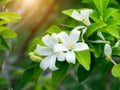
77, 65, 91, 82
52, 61, 68, 87
90, 10, 100, 22
46, 25, 62, 34
112, 64, 120, 79
0, 26, 9, 32
93, 0, 109, 16
27, 37, 42, 53
0, 78, 7, 85
20, 64, 41, 87
76, 50, 91, 71
112, 49, 120, 56
0, 28, 17, 38
0, 0, 10, 5
0, 12, 21, 25
106, 25, 119, 38
106, 19, 120, 26
104, 8, 118, 20
0, 35, 10, 50
85, 21, 106, 38
62, 9, 75, 17
93, 44, 101, 58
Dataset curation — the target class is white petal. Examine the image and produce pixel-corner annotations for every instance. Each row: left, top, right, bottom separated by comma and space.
97, 31, 105, 40
80, 9, 93, 26
71, 10, 81, 21
35, 44, 52, 56
74, 42, 89, 51
57, 52, 66, 61
82, 18, 91, 26
51, 33, 58, 44
49, 55, 58, 71
54, 44, 68, 52
58, 32, 70, 46
73, 26, 86, 31
81, 9, 93, 18
104, 44, 112, 56
66, 51, 76, 64
70, 30, 80, 44
40, 56, 50, 71
40, 55, 58, 71
42, 34, 58, 48
114, 40, 120, 47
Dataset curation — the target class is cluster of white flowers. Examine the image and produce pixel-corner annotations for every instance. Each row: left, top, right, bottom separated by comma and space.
35, 30, 89, 71
31, 9, 93, 71
29, 8, 119, 71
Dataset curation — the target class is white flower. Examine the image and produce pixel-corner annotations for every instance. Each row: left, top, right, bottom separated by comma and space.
104, 43, 117, 65
35, 33, 65, 71
104, 43, 112, 60
73, 25, 87, 42
71, 9, 93, 26
54, 30, 89, 64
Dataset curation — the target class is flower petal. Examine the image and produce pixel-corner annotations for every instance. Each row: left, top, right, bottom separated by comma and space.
40, 56, 50, 71
80, 9, 93, 19
104, 44, 112, 56
51, 33, 58, 44
80, 9, 93, 26
58, 32, 70, 46
35, 44, 52, 56
49, 55, 58, 71
74, 42, 89, 51
66, 51, 76, 64
40, 55, 58, 71
72, 26, 86, 31
57, 52, 66, 61
70, 30, 80, 44
71, 10, 81, 21
54, 44, 68, 52
42, 34, 58, 48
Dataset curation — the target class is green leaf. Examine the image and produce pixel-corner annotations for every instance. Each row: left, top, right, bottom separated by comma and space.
85, 21, 106, 38
20, 64, 41, 87
0, 0, 10, 5
93, 44, 101, 58
0, 12, 21, 25
113, 49, 120, 56
106, 25, 119, 38
93, 0, 109, 16
106, 19, 120, 26
0, 35, 10, 50
112, 11, 120, 20
112, 64, 120, 79
104, 8, 118, 20
62, 9, 75, 17
27, 37, 42, 53
0, 26, 17, 39
90, 10, 100, 22
0, 78, 7, 85
46, 25, 62, 34
76, 50, 91, 71
77, 65, 91, 82
0, 28, 17, 38
52, 61, 68, 87
0, 26, 9, 32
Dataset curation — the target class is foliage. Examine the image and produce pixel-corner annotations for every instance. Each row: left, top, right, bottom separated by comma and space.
27, 0, 120, 89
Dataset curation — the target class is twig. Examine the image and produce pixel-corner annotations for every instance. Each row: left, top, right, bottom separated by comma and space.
15, 0, 58, 62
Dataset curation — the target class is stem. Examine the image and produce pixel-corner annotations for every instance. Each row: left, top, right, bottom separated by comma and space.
16, 0, 58, 62
110, 59, 117, 65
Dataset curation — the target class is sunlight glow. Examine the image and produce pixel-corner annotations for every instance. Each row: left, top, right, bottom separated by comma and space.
23, 0, 40, 7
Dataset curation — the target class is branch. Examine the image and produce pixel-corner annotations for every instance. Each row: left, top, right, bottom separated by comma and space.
16, 0, 58, 62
